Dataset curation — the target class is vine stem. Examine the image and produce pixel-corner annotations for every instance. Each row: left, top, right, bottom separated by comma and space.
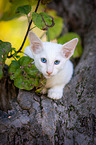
7, 0, 41, 58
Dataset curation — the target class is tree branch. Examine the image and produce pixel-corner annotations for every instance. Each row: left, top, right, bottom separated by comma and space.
7, 0, 41, 58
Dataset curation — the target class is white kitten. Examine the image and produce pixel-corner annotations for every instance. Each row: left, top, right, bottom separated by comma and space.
24, 31, 78, 99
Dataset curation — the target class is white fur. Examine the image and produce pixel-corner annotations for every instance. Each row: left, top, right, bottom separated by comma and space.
24, 32, 78, 99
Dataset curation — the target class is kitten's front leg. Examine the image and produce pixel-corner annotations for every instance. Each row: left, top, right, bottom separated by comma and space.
48, 85, 65, 100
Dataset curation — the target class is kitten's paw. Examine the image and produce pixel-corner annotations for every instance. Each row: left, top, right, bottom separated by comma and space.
48, 88, 63, 100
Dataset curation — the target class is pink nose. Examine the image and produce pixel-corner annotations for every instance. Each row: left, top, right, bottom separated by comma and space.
46, 71, 52, 75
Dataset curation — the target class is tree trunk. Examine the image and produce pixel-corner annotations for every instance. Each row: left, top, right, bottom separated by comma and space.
0, 0, 96, 144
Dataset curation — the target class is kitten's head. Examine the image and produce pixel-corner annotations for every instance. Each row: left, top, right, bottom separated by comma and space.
29, 31, 78, 79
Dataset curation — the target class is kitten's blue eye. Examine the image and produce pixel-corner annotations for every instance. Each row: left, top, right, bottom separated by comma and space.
41, 58, 47, 63
54, 60, 60, 65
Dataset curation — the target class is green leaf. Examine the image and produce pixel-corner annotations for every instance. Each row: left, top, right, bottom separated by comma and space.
16, 5, 31, 15
0, 40, 12, 79
14, 75, 35, 90
9, 56, 45, 91
18, 56, 34, 66
32, 12, 54, 30
57, 33, 83, 58
47, 11, 63, 40
9, 60, 20, 80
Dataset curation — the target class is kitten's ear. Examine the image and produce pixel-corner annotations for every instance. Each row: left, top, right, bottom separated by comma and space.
29, 31, 43, 54
61, 38, 78, 59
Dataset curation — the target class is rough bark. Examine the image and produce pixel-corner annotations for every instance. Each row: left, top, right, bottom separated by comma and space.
0, 0, 96, 145
0, 65, 18, 112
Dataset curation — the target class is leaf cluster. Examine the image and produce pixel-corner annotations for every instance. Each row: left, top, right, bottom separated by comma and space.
9, 56, 46, 91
